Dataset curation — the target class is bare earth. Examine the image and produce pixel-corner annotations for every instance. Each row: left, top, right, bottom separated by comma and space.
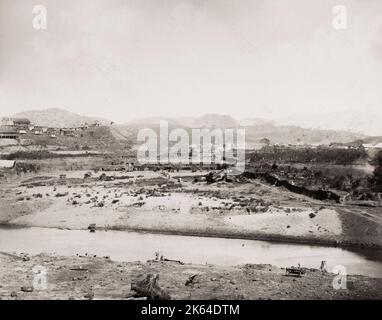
1, 253, 381, 300
1, 169, 382, 300
1, 170, 382, 247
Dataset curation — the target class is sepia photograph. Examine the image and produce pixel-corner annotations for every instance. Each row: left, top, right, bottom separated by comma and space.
0, 0, 382, 306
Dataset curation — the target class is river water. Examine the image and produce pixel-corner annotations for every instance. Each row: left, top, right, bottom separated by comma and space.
1, 227, 382, 278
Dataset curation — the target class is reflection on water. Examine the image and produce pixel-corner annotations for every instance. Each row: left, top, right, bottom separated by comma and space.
0, 227, 382, 278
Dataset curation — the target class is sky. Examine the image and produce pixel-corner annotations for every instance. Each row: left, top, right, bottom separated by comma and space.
0, 0, 382, 124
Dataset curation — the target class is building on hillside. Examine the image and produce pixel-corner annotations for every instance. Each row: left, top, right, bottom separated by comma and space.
34, 126, 47, 135
2, 118, 31, 129
91, 121, 100, 127
60, 128, 76, 136
363, 143, 382, 150
1, 118, 14, 126
0, 126, 19, 139
329, 142, 349, 149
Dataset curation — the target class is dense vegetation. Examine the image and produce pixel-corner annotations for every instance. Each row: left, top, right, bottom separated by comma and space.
250, 146, 367, 165
2, 150, 99, 160
372, 150, 382, 192
247, 146, 375, 194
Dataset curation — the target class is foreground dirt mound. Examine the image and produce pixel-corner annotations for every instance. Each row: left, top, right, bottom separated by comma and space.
1, 253, 381, 300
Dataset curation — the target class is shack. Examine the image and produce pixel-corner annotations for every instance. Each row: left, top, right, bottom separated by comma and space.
0, 126, 19, 139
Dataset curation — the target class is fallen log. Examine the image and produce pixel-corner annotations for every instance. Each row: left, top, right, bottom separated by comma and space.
163, 258, 185, 265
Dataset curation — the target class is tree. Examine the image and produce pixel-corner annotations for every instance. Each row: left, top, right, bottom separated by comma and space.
372, 150, 382, 192
259, 138, 270, 146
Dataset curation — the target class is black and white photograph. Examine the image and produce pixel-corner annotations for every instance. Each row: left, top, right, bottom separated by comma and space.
0, 0, 382, 304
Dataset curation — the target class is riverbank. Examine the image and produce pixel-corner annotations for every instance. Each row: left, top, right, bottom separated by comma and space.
1, 170, 382, 249
1, 252, 381, 300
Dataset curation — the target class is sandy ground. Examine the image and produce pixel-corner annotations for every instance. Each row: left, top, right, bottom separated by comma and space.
1, 169, 382, 247
226, 208, 342, 237
1, 252, 381, 300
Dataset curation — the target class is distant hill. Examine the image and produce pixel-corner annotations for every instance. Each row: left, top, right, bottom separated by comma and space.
277, 111, 382, 136
349, 136, 382, 145
239, 117, 277, 126
243, 123, 365, 145
194, 114, 238, 128
9, 108, 367, 146
12, 108, 111, 128
126, 114, 238, 129
113, 114, 365, 145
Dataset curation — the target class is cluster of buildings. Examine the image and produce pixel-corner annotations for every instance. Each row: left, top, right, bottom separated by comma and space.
362, 143, 382, 150
0, 118, 30, 139
0, 117, 101, 140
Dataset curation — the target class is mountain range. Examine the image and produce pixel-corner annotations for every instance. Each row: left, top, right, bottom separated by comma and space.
119, 113, 365, 145
9, 108, 373, 145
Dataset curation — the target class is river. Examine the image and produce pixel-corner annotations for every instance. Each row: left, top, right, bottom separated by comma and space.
1, 226, 382, 278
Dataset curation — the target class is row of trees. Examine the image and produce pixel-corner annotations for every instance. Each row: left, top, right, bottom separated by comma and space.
250, 146, 368, 165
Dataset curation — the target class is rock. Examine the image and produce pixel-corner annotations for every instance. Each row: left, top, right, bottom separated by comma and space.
84, 292, 94, 300
96, 201, 104, 207
10, 291, 18, 297
21, 286, 34, 292
55, 192, 69, 197
185, 274, 198, 286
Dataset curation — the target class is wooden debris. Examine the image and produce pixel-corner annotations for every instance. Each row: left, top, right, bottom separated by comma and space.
131, 274, 171, 300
